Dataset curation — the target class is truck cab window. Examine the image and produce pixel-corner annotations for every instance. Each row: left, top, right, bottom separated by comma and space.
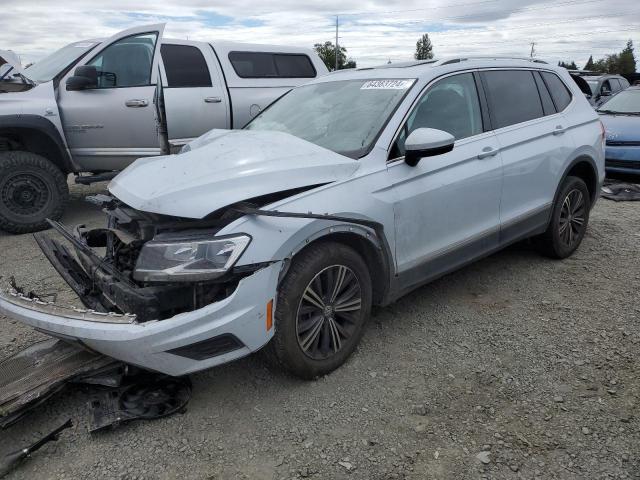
161, 44, 212, 87
229, 52, 316, 78
88, 32, 157, 88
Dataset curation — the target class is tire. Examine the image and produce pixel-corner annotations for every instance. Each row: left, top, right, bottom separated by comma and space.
0, 151, 69, 234
538, 176, 591, 259
268, 241, 373, 379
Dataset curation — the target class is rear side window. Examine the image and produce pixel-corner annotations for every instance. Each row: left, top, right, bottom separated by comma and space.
161, 44, 212, 87
533, 72, 557, 115
541, 72, 572, 111
482, 70, 544, 129
228, 52, 316, 78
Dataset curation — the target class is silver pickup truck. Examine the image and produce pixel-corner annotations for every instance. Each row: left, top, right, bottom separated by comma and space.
0, 24, 327, 233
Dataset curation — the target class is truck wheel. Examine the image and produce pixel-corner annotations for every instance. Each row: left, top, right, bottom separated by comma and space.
268, 241, 372, 379
0, 151, 69, 234
537, 176, 591, 259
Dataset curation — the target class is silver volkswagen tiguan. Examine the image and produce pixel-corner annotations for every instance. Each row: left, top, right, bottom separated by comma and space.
1, 57, 605, 379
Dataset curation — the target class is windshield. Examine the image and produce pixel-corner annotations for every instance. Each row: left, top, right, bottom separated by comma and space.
598, 89, 640, 114
24, 41, 98, 83
245, 78, 416, 158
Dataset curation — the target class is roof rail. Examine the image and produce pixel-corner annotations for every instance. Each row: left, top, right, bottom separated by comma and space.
439, 56, 548, 66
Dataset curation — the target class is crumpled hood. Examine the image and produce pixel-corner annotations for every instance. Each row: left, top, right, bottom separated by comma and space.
600, 113, 640, 143
109, 129, 359, 218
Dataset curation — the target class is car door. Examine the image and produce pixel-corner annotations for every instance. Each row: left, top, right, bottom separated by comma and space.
57, 24, 165, 171
387, 71, 503, 291
160, 41, 230, 149
480, 69, 575, 244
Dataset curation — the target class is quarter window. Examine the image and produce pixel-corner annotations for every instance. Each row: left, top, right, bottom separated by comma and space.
228, 52, 316, 78
483, 70, 544, 129
391, 73, 483, 158
533, 72, 557, 115
88, 32, 158, 88
540, 72, 572, 111
161, 44, 212, 87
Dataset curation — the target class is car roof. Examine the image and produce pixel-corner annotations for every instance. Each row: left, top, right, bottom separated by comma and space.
312, 56, 561, 83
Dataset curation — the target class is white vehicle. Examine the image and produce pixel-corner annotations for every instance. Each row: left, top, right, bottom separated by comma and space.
0, 24, 327, 233
0, 57, 604, 379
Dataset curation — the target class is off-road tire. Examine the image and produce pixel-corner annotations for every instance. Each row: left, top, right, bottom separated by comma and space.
538, 175, 591, 259
0, 151, 69, 234
267, 241, 372, 379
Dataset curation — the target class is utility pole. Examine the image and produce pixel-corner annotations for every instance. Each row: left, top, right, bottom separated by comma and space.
530, 42, 536, 58
335, 16, 339, 71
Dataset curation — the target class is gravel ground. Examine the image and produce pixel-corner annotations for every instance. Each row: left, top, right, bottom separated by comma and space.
0, 179, 638, 480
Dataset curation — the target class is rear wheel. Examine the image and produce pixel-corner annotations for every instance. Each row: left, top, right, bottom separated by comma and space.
268, 241, 372, 379
538, 176, 591, 259
0, 151, 69, 234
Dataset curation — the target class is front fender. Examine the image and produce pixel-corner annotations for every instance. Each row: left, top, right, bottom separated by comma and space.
225, 212, 386, 266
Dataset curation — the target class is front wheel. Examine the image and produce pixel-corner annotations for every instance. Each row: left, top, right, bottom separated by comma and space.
0, 151, 69, 234
537, 176, 591, 259
268, 241, 372, 379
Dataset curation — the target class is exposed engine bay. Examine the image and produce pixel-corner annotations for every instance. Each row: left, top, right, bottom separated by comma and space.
33, 195, 266, 322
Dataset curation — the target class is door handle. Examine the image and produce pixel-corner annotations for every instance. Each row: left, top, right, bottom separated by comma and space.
204, 97, 222, 103
552, 125, 567, 135
478, 146, 498, 159
125, 99, 149, 108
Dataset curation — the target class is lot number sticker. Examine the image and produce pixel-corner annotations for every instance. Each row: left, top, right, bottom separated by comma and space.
361, 79, 414, 90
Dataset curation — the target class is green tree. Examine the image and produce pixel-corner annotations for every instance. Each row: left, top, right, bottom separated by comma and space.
313, 41, 357, 71
618, 40, 636, 74
414, 33, 434, 60
558, 60, 578, 69
584, 55, 594, 71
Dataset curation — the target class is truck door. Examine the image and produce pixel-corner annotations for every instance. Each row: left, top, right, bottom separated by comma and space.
57, 24, 165, 171
160, 41, 230, 149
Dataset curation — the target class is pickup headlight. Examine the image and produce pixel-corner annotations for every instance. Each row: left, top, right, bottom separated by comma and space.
133, 234, 251, 282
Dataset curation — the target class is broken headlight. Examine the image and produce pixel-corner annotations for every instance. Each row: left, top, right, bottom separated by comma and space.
133, 234, 251, 282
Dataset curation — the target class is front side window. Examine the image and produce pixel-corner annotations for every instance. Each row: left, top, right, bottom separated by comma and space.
161, 44, 211, 87
88, 32, 157, 88
229, 52, 316, 79
483, 70, 544, 129
245, 78, 415, 158
391, 73, 483, 159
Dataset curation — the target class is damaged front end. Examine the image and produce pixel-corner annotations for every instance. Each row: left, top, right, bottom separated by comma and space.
0, 194, 283, 376
34, 195, 263, 322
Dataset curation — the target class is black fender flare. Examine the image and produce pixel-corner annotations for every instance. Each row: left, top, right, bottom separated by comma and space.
0, 114, 74, 173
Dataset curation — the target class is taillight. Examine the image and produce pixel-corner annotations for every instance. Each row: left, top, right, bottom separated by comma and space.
599, 120, 606, 146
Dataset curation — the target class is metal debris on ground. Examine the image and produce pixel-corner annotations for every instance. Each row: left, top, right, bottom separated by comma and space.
0, 338, 117, 429
601, 182, 640, 201
89, 376, 192, 432
0, 419, 72, 478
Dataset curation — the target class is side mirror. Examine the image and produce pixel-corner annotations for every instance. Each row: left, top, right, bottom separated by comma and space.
404, 128, 455, 167
66, 65, 98, 91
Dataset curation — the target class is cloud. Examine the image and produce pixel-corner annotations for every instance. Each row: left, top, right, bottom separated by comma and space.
1, 0, 638, 69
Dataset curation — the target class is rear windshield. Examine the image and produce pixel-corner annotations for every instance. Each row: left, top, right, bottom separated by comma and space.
245, 79, 415, 158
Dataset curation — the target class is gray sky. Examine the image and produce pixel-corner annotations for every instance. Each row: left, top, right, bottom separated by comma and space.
1, 0, 638, 69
